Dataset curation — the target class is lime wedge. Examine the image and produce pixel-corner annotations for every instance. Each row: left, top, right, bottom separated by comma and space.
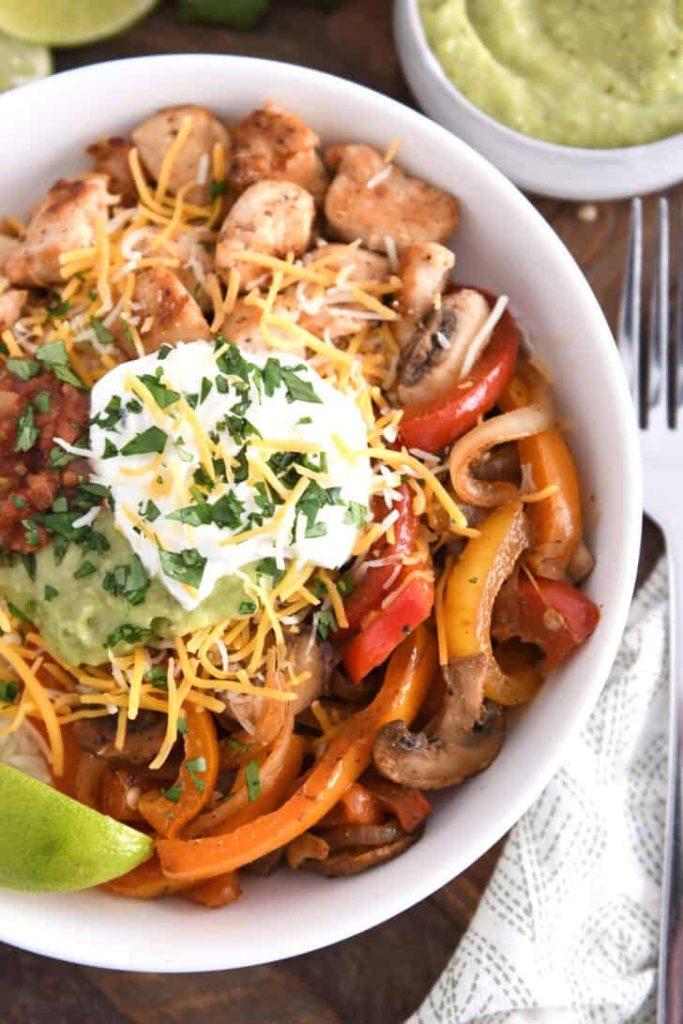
0, 0, 158, 48
0, 31, 51, 92
0, 764, 154, 892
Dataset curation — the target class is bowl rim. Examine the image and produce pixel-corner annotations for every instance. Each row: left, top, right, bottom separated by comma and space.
396, 0, 683, 198
0, 51, 642, 972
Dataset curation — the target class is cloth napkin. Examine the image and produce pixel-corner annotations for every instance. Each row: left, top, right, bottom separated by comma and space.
409, 560, 669, 1024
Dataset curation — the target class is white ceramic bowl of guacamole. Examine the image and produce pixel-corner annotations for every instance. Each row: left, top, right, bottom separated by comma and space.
396, 0, 683, 199
0, 53, 641, 971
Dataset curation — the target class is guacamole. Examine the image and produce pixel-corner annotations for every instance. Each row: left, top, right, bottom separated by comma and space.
0, 513, 249, 666
420, 0, 683, 148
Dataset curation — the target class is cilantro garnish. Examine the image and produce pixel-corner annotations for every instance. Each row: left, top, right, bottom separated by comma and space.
10, 495, 26, 509
185, 755, 207, 793
92, 395, 123, 430
239, 600, 258, 615
139, 374, 180, 410
73, 560, 97, 580
6, 357, 39, 381
142, 500, 161, 522
209, 178, 227, 200
102, 438, 119, 459
256, 557, 285, 585
104, 623, 153, 649
15, 406, 38, 453
159, 548, 207, 589
22, 519, 39, 547
146, 665, 168, 689
161, 785, 182, 803
120, 426, 167, 457
103, 557, 149, 606
344, 501, 367, 528
263, 358, 282, 396
36, 340, 84, 389
46, 298, 72, 322
33, 391, 52, 414
0, 680, 18, 705
49, 446, 74, 469
90, 316, 115, 344
245, 759, 261, 803
281, 366, 322, 405
316, 609, 338, 641
44, 585, 59, 602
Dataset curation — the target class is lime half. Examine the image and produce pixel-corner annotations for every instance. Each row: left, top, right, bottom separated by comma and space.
0, 0, 158, 48
0, 31, 51, 92
0, 764, 154, 892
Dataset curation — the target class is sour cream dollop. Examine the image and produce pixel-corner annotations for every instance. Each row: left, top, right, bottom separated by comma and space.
89, 340, 372, 610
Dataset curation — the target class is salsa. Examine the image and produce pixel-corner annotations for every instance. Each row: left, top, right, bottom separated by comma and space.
420, 0, 683, 148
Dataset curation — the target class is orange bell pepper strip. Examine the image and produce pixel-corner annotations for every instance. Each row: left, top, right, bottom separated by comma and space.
104, 854, 191, 899
445, 501, 544, 705
499, 371, 582, 579
137, 704, 219, 838
183, 871, 241, 909
157, 626, 437, 882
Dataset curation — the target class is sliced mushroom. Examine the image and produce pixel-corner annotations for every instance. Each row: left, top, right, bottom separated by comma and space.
71, 709, 168, 765
372, 653, 504, 790
397, 288, 491, 407
303, 831, 419, 876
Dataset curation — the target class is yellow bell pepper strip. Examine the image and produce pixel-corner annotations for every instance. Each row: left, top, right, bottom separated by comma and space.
445, 501, 544, 705
137, 704, 219, 839
499, 371, 582, 580
156, 626, 437, 882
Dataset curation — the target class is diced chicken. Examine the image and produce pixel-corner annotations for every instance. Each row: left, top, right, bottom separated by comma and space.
395, 242, 455, 348
5, 175, 115, 288
297, 242, 393, 339
0, 288, 27, 331
0, 234, 18, 275
87, 136, 137, 205
132, 266, 211, 351
324, 144, 459, 253
230, 101, 328, 203
215, 179, 315, 291
122, 224, 214, 309
132, 105, 230, 206
223, 294, 303, 355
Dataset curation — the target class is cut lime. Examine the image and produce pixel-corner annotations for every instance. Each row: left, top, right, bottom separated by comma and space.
0, 764, 154, 892
0, 0, 158, 48
0, 31, 51, 92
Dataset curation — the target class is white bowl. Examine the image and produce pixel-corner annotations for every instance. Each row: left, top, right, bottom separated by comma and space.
0, 53, 641, 971
395, 0, 683, 200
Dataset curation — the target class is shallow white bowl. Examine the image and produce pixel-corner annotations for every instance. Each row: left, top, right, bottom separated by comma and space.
0, 54, 641, 971
395, 0, 683, 200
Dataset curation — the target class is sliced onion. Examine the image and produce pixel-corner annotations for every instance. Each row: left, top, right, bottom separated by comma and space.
448, 365, 554, 507
286, 832, 330, 870
319, 821, 403, 852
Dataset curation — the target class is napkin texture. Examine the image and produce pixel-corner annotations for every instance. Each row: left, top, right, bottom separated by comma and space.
410, 561, 668, 1024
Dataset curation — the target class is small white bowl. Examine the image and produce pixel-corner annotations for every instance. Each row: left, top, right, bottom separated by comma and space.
395, 0, 683, 200
0, 53, 641, 972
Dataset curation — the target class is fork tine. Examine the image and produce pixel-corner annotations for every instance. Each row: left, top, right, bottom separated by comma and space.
618, 197, 643, 422
648, 198, 671, 430
676, 204, 683, 422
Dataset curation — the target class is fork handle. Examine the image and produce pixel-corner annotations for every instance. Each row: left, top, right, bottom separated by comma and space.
658, 531, 683, 1023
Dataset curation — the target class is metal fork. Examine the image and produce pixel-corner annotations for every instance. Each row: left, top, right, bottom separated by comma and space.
619, 197, 683, 1023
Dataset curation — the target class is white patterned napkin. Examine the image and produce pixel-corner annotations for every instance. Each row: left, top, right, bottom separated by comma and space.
409, 560, 669, 1024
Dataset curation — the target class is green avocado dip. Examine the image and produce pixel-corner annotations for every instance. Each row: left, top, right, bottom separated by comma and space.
0, 513, 249, 666
420, 0, 683, 148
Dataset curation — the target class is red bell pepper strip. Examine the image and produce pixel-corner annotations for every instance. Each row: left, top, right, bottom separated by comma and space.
364, 774, 431, 833
399, 300, 519, 454
339, 484, 419, 635
343, 573, 435, 683
495, 573, 600, 669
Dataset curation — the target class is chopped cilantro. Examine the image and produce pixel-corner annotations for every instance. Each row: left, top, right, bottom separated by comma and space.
49, 445, 74, 469
0, 680, 18, 704
103, 556, 149, 606
215, 374, 229, 394
344, 501, 367, 528
126, 397, 143, 414
6, 601, 31, 625
297, 416, 313, 425
6, 357, 39, 381
209, 178, 227, 200
44, 585, 59, 602
22, 519, 39, 547
20, 552, 36, 580
10, 495, 26, 509
239, 600, 257, 615
185, 755, 207, 793
256, 557, 285, 584
161, 785, 182, 803
102, 438, 119, 459
146, 665, 168, 689
157, 344, 172, 361
89, 316, 115, 344
159, 548, 207, 589
120, 426, 167, 457
142, 499, 161, 522
177, 713, 188, 735
138, 374, 180, 409
245, 759, 261, 803
73, 560, 97, 579
263, 358, 282, 396
15, 406, 38, 453
200, 376, 213, 403
36, 339, 84, 389
281, 366, 322, 405
92, 395, 123, 430
104, 623, 153, 649
316, 609, 337, 641
46, 299, 72, 321
33, 391, 52, 414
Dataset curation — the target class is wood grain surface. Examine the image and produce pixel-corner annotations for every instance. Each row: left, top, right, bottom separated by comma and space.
2, 2, 663, 1021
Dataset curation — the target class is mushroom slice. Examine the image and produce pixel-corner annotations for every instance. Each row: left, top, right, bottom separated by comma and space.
324, 144, 459, 253
71, 709, 168, 766
397, 288, 491, 407
132, 104, 230, 206
304, 831, 419, 876
5, 175, 115, 287
395, 242, 455, 349
230, 101, 328, 203
87, 136, 137, 205
372, 654, 504, 790
215, 179, 315, 290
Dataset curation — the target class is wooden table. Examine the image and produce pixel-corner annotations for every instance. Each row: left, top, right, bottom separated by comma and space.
2, 2, 662, 1020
